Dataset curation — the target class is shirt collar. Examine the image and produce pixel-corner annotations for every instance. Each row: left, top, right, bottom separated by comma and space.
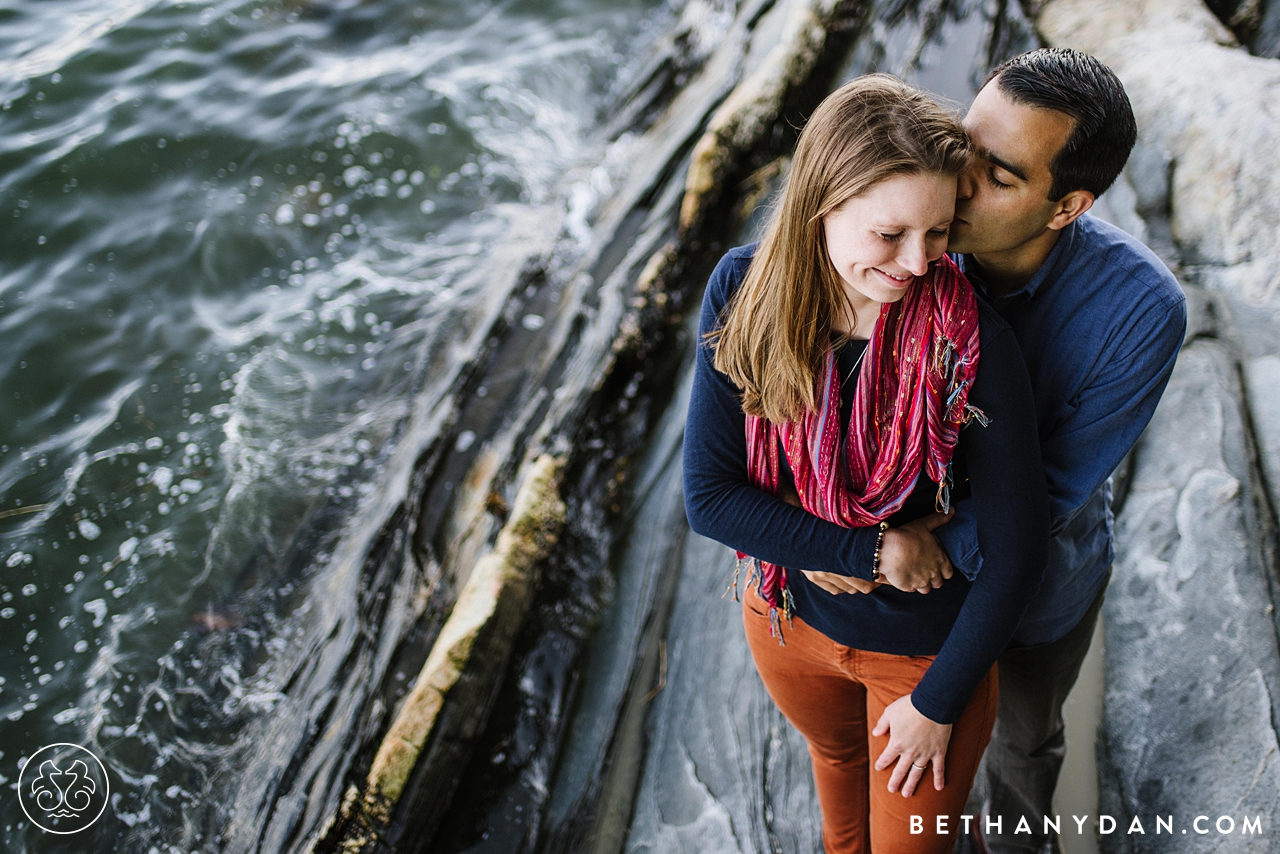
956, 216, 1082, 303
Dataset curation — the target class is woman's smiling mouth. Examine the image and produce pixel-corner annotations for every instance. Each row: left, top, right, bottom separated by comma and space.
874, 268, 913, 287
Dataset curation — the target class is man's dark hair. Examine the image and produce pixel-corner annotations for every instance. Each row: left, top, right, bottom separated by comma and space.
986, 48, 1137, 201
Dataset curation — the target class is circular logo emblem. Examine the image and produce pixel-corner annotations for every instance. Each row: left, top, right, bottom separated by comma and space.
17, 743, 110, 834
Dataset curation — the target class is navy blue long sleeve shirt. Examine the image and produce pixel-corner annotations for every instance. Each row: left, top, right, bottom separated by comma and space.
683, 245, 1050, 724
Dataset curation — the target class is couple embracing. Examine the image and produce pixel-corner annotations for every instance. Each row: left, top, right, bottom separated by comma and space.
683, 49, 1187, 854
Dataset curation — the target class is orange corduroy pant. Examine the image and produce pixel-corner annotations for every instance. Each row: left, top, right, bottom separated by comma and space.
743, 585, 998, 854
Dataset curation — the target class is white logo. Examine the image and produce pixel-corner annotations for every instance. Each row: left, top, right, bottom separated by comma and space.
17, 743, 110, 834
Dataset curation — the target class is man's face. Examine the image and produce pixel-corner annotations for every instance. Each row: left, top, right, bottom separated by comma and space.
948, 81, 1077, 256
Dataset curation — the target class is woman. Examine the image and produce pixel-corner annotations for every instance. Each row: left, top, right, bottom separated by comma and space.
682, 74, 1049, 853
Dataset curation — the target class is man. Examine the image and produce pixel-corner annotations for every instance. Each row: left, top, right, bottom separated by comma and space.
880, 48, 1187, 853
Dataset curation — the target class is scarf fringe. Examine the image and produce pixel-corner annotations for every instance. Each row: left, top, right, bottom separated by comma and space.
767, 586, 795, 646
729, 555, 793, 646
963, 403, 990, 428
935, 463, 953, 514
724, 555, 749, 601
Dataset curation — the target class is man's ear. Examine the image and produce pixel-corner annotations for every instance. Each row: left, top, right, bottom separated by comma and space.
1047, 189, 1094, 231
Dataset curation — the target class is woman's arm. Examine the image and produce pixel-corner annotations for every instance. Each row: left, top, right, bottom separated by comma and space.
682, 249, 881, 580
909, 320, 1051, 724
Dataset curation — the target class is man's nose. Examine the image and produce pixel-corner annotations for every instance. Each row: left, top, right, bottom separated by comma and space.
956, 167, 976, 201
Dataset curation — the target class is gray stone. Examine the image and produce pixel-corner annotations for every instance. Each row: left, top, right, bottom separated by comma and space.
624, 531, 822, 854
1089, 171, 1148, 247
1243, 355, 1280, 512
1101, 340, 1280, 852
1180, 284, 1221, 346
1125, 142, 1172, 222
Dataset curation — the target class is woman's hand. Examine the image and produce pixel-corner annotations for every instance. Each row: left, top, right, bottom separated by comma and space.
800, 571, 883, 595
877, 511, 955, 593
872, 694, 952, 796
788, 490, 888, 594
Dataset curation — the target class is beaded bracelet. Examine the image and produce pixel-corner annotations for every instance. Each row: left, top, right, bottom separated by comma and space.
871, 521, 889, 582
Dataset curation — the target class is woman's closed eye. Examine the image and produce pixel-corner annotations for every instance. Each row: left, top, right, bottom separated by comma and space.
878, 228, 949, 243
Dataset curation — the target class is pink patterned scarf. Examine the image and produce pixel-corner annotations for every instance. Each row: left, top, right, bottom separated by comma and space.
734, 255, 984, 640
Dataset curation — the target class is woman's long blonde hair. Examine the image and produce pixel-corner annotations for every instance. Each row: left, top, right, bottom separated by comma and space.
711, 74, 972, 424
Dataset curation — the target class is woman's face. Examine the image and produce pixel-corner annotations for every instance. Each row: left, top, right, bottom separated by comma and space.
822, 171, 957, 312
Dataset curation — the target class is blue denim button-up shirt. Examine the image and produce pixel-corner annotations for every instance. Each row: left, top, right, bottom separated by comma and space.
935, 213, 1186, 646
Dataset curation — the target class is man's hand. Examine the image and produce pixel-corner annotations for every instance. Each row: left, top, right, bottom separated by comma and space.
873, 694, 952, 796
877, 511, 955, 594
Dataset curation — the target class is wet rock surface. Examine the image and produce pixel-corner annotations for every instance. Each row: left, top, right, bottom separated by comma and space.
1243, 355, 1280, 506
626, 534, 823, 854
1104, 341, 1280, 849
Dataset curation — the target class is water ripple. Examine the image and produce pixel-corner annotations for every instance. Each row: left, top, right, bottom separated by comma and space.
2, 0, 165, 83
